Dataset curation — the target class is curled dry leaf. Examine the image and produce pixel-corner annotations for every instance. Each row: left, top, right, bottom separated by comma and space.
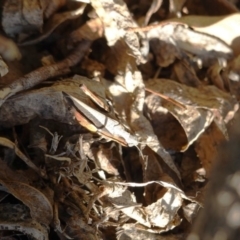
145, 79, 238, 150
183, 202, 200, 223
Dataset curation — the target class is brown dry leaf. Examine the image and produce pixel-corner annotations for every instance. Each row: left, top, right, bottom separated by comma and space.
0, 160, 53, 225
172, 59, 201, 87
0, 204, 48, 240
145, 79, 238, 150
19, 6, 86, 46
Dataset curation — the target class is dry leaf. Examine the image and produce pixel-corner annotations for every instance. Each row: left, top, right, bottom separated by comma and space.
0, 160, 53, 225
19, 6, 86, 46
146, 22, 233, 67
0, 204, 48, 240
145, 188, 183, 228
169, 13, 240, 55
145, 78, 238, 150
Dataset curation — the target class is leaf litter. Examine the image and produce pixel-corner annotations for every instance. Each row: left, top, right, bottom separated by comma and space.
0, 0, 240, 239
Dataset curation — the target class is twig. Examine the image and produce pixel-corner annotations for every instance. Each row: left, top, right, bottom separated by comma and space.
145, 87, 186, 109
0, 40, 92, 106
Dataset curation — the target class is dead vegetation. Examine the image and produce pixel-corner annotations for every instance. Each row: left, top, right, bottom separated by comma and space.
0, 0, 240, 239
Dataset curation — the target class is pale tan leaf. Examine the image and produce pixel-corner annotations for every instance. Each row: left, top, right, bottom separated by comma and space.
90, 0, 146, 63
169, 14, 240, 55
145, 188, 183, 228
146, 22, 233, 67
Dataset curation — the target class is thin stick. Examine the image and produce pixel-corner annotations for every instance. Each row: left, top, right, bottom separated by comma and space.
0, 40, 92, 106
145, 87, 186, 109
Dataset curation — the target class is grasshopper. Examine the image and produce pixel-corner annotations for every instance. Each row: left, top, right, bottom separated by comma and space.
64, 91, 139, 147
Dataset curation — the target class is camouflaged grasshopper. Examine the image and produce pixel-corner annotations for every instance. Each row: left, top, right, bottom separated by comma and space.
64, 92, 139, 147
